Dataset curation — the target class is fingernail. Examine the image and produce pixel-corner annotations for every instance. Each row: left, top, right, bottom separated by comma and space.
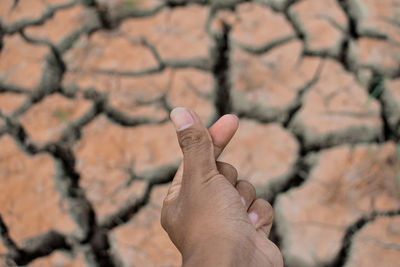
249, 212, 258, 225
170, 107, 194, 131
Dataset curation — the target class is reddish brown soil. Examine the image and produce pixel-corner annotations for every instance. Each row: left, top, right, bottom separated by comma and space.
0, 0, 399, 266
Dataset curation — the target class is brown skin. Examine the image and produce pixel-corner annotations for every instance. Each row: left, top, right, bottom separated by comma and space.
161, 107, 283, 267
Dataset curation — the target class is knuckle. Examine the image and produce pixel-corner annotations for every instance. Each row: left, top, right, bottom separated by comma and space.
160, 216, 167, 230
256, 199, 274, 221
266, 202, 274, 220
260, 198, 273, 211
226, 162, 238, 175
202, 172, 225, 185
237, 180, 256, 195
217, 162, 238, 177
160, 215, 166, 228
160, 209, 171, 231
178, 129, 210, 152
265, 200, 273, 212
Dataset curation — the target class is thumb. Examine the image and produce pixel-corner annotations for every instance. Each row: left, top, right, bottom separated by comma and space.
170, 107, 218, 183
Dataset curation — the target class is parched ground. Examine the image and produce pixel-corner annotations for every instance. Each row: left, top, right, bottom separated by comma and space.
0, 0, 399, 266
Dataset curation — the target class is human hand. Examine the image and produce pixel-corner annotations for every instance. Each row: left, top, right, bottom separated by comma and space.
161, 107, 283, 267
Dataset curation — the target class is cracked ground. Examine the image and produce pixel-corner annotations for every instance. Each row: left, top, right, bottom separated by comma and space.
0, 0, 399, 266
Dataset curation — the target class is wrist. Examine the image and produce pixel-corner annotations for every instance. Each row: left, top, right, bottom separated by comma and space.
181, 235, 254, 267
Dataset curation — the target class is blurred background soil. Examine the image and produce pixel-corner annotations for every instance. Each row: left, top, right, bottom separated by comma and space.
0, 0, 399, 266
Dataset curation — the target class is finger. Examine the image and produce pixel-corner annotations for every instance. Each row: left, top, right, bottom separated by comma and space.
236, 180, 256, 210
209, 114, 239, 158
167, 113, 238, 199
170, 107, 218, 182
216, 161, 238, 186
247, 199, 274, 235
259, 225, 272, 238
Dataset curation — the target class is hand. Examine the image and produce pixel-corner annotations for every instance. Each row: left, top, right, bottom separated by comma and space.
161, 107, 283, 267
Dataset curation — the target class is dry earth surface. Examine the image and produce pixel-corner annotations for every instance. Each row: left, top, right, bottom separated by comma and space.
0, 0, 400, 266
